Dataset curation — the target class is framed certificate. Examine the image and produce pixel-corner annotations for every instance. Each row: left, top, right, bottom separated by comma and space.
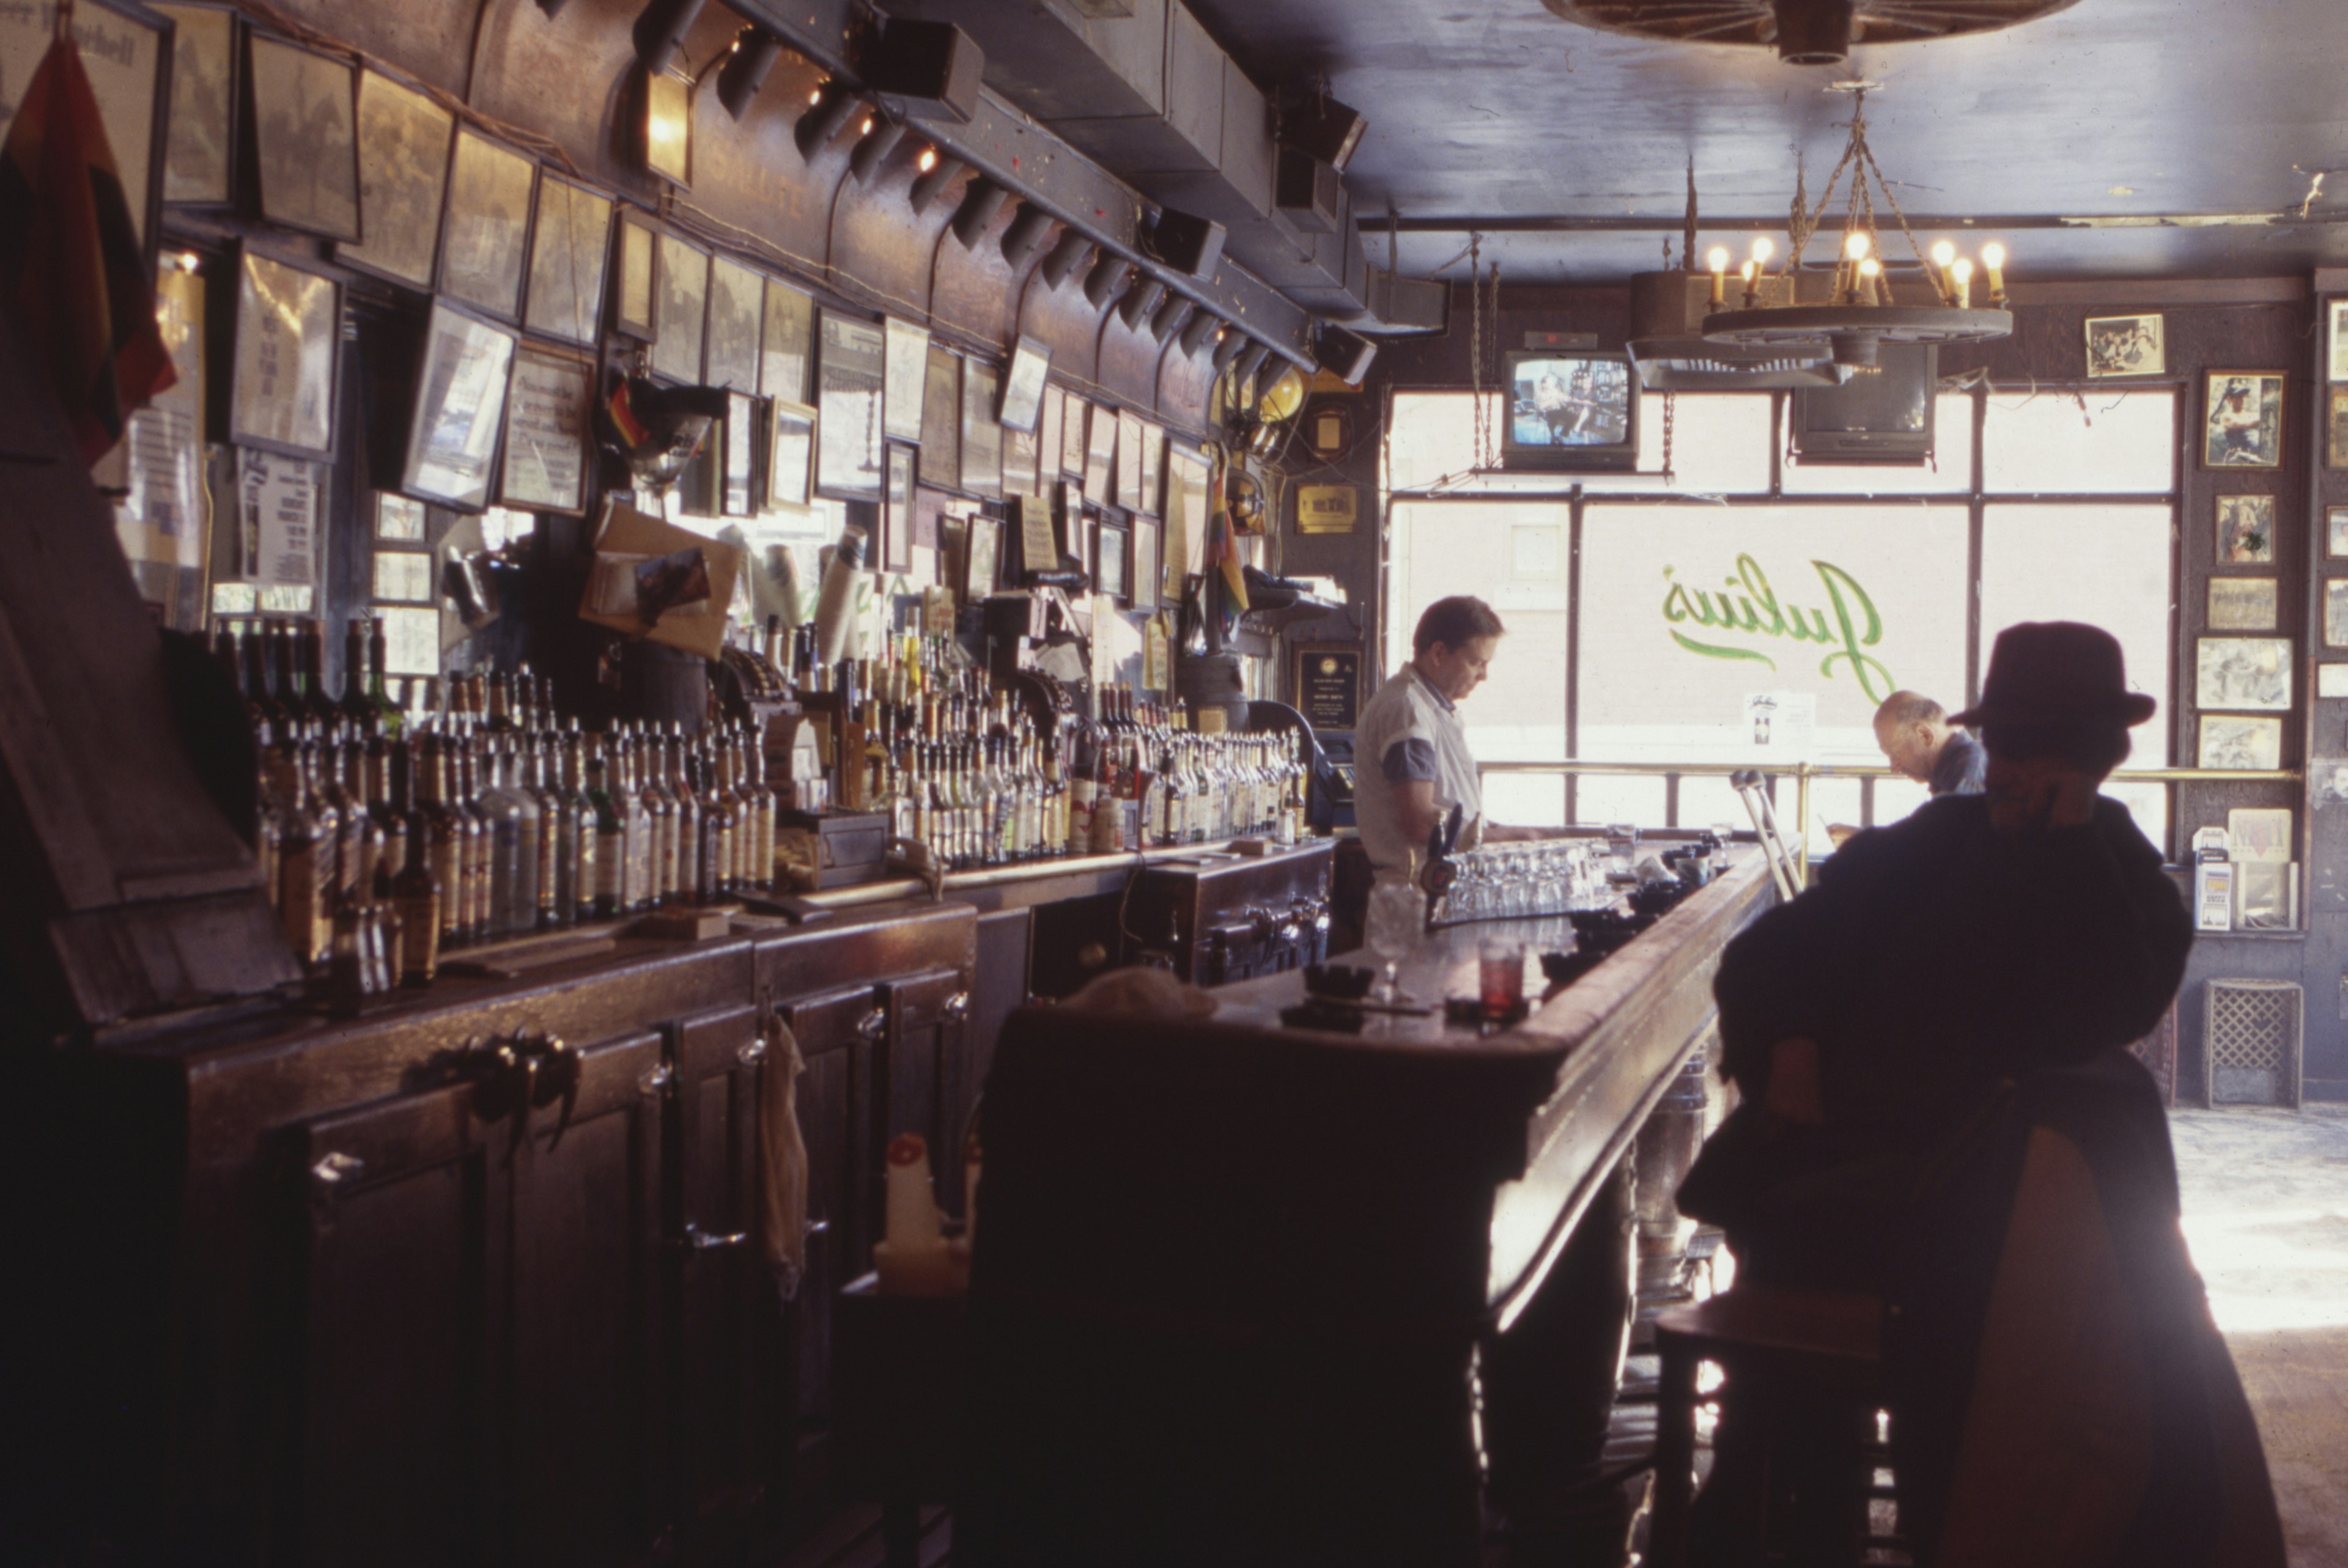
1131, 515, 1159, 611
497, 343, 593, 515
704, 254, 764, 392
439, 127, 537, 322
961, 361, 1003, 499
884, 318, 930, 442
766, 399, 815, 509
611, 208, 659, 340
402, 300, 519, 510
337, 69, 452, 289
999, 334, 1051, 433
523, 175, 613, 346
650, 232, 710, 384
760, 277, 813, 402
815, 309, 885, 500
882, 443, 915, 572
918, 344, 960, 490
230, 246, 341, 460
246, 32, 358, 241
722, 390, 758, 517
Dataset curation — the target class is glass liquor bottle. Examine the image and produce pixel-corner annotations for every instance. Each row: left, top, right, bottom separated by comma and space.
585, 737, 624, 919
389, 740, 441, 985
415, 735, 466, 955
666, 724, 703, 907
561, 725, 599, 926
525, 738, 564, 930
637, 727, 679, 908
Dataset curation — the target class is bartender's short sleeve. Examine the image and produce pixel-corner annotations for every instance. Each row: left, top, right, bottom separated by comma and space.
1381, 736, 1438, 785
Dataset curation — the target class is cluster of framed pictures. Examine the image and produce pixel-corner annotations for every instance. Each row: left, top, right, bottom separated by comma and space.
2204, 482, 2288, 768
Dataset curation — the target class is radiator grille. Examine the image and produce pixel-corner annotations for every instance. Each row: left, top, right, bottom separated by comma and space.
2204, 979, 2302, 1109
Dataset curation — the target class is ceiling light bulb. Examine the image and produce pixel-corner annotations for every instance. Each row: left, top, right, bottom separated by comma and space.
858, 115, 874, 137
809, 84, 825, 106
1751, 237, 1774, 266
1981, 241, 2006, 270
1930, 240, 1955, 267
1843, 231, 1872, 260
1951, 257, 1974, 282
916, 147, 938, 174
1858, 257, 1881, 278
1740, 259, 1757, 282
1705, 245, 1730, 274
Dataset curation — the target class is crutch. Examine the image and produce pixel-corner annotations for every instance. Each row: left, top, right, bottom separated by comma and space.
1730, 769, 1803, 899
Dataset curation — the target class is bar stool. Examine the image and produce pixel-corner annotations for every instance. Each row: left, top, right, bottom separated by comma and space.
1647, 1284, 1889, 1568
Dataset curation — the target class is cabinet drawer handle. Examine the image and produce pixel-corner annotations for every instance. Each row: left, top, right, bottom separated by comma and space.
680, 1224, 750, 1251
805, 1218, 831, 1239
855, 1008, 887, 1042
737, 1038, 769, 1067
637, 1062, 674, 1098
309, 1151, 364, 1198
942, 991, 970, 1023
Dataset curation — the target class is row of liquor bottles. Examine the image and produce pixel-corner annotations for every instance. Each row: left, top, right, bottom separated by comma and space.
254, 708, 781, 988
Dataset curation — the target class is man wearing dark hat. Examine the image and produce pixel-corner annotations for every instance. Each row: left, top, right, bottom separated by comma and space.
1677, 623, 2280, 1566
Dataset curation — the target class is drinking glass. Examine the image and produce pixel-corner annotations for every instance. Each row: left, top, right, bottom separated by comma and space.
1367, 883, 1423, 1003
1479, 936, 1526, 1020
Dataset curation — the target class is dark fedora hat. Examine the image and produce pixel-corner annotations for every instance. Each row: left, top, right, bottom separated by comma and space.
1949, 621, 2158, 729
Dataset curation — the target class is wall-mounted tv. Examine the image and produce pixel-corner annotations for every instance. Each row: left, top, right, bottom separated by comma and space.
1501, 351, 1640, 471
1790, 342, 1938, 466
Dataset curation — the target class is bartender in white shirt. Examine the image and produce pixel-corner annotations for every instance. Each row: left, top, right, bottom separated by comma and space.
1353, 595, 1557, 888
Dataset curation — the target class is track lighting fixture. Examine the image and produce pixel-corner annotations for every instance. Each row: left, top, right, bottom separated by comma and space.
1231, 344, 1272, 391
1038, 230, 1095, 290
794, 81, 862, 159
1000, 202, 1057, 271
1150, 294, 1193, 342
948, 179, 1010, 249
1082, 254, 1131, 310
715, 27, 781, 120
1178, 310, 1220, 356
849, 117, 907, 182
908, 152, 963, 214
632, 0, 709, 76
1211, 330, 1247, 372
1117, 278, 1166, 331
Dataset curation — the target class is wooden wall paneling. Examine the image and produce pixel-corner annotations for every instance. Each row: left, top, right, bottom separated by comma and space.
1013, 262, 1106, 394
466, 0, 666, 201
825, 125, 948, 323
928, 177, 1025, 354
684, 37, 840, 286
1094, 304, 1163, 415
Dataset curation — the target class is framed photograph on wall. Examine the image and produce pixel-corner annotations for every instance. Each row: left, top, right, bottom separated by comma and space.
704, 254, 764, 392
1131, 515, 1159, 611
649, 232, 709, 384
402, 299, 519, 511
1116, 411, 1145, 510
1061, 395, 1089, 479
2084, 314, 2163, 378
882, 444, 915, 572
883, 318, 930, 443
1038, 387, 1065, 480
230, 246, 341, 460
963, 513, 1000, 602
918, 345, 960, 490
337, 70, 453, 289
2202, 371, 2285, 469
522, 175, 613, 346
1097, 520, 1129, 604
766, 400, 815, 510
611, 208, 658, 340
2199, 715, 2283, 772
1084, 402, 1115, 496
961, 362, 1003, 498
814, 309, 885, 501
153, 2, 238, 206
761, 278, 813, 403
2196, 637, 2294, 712
2331, 300, 2348, 382
999, 334, 1052, 433
722, 391, 758, 518
2321, 666, 2348, 700
438, 127, 537, 322
2216, 494, 2275, 564
2329, 387, 2348, 469
2329, 506, 2348, 559
246, 33, 358, 241
2328, 581, 2348, 649
2208, 577, 2278, 633
497, 343, 592, 515
1001, 423, 1039, 498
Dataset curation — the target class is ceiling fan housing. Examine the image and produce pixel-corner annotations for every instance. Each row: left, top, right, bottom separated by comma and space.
1541, 0, 2081, 65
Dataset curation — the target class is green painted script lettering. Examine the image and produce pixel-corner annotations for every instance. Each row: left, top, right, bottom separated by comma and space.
1660, 555, 1894, 702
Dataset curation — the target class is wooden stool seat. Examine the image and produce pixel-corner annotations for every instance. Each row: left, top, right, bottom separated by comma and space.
1647, 1286, 1888, 1568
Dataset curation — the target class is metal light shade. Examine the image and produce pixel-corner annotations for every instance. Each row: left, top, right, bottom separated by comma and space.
633, 0, 709, 75
1230, 342, 1272, 388
715, 28, 781, 120
1039, 230, 1095, 290
1082, 254, 1131, 309
794, 83, 862, 159
1116, 278, 1166, 331
949, 179, 1010, 249
1000, 202, 1057, 271
1178, 310, 1221, 356
1211, 331, 1248, 372
908, 153, 963, 214
1150, 294, 1194, 342
848, 118, 907, 182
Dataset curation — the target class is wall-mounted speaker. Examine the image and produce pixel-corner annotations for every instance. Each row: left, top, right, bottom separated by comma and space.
865, 19, 984, 125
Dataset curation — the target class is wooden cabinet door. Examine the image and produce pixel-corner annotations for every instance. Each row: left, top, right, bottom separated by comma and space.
778, 982, 888, 1436
288, 1081, 493, 1568
884, 967, 975, 1214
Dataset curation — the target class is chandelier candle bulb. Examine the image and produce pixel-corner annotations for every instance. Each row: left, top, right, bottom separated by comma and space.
1930, 240, 1958, 303
1740, 258, 1759, 309
1952, 256, 1974, 309
1982, 241, 2009, 303
1858, 256, 1882, 306
1706, 245, 1730, 306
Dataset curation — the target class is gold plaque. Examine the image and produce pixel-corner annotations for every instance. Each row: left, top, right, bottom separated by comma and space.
1296, 484, 1359, 534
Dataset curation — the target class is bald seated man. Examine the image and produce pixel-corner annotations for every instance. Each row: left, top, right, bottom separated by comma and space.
1828, 691, 1985, 846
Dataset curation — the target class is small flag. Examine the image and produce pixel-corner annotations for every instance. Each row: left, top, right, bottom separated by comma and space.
0, 27, 177, 465
1205, 460, 1249, 617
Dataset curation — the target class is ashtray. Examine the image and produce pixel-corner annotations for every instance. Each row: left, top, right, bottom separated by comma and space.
1281, 998, 1367, 1034
1304, 962, 1376, 999
1444, 996, 1530, 1028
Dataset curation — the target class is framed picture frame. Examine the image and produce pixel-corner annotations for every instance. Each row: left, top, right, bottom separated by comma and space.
611, 208, 659, 340
2321, 666, 2348, 701
1097, 520, 1129, 604
337, 70, 453, 290
2216, 494, 2275, 564
915, 345, 961, 490
2329, 507, 2348, 559
2196, 636, 2293, 712
2083, 314, 2163, 378
372, 548, 434, 604
1001, 422, 1040, 499
1038, 387, 1065, 480
882, 443, 915, 572
402, 299, 519, 511
1138, 420, 1164, 515
766, 399, 815, 510
497, 342, 593, 515
2328, 581, 2348, 650
7, 0, 169, 248
439, 127, 537, 322
963, 513, 1000, 602
246, 32, 358, 241
2203, 371, 2285, 469
153, 2, 238, 207
2329, 387, 2348, 469
2331, 300, 2348, 383
2199, 715, 2283, 772
761, 278, 814, 403
1131, 515, 1159, 611
999, 334, 1052, 433
1115, 410, 1145, 510
1061, 395, 1089, 479
722, 390, 758, 518
522, 175, 613, 347
375, 491, 427, 542
1084, 402, 1116, 496
649, 232, 709, 384
230, 246, 341, 460
704, 254, 764, 393
883, 318, 931, 443
1013, 494, 1058, 579
641, 67, 691, 186
2208, 576, 2278, 633
814, 309, 885, 501
961, 362, 1003, 499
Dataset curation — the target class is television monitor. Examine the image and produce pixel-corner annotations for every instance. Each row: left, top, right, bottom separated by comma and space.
1501, 351, 1640, 471
1790, 342, 1939, 465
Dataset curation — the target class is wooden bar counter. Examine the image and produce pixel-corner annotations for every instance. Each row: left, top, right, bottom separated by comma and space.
958, 851, 1776, 1568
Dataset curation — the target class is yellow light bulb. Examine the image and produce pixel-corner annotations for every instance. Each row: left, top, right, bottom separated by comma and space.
858, 115, 874, 137
1751, 236, 1775, 266
1982, 241, 2006, 270
1858, 257, 1881, 278
916, 147, 939, 174
1706, 245, 1730, 274
1930, 240, 1955, 267
1740, 259, 1757, 282
1843, 230, 1872, 260
809, 84, 826, 106
1951, 257, 1974, 284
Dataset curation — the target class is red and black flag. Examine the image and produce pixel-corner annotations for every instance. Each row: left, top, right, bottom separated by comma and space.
0, 26, 176, 465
